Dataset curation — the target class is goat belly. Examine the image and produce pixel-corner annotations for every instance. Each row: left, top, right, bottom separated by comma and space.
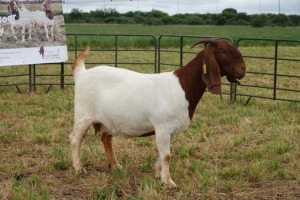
74, 66, 191, 137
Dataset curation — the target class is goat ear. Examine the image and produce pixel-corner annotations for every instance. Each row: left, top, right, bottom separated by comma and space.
202, 45, 222, 95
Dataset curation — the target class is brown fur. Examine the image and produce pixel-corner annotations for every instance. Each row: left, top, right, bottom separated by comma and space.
71, 46, 90, 73
101, 132, 120, 168
174, 39, 246, 119
164, 155, 171, 165
45, 10, 54, 20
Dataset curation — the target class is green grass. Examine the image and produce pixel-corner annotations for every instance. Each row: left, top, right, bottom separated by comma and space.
65, 24, 300, 41
0, 86, 299, 199
65, 24, 300, 48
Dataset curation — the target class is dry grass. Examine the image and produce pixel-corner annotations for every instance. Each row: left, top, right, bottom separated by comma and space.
0, 46, 300, 199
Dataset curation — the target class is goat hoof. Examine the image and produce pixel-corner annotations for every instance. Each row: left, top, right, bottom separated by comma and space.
109, 163, 122, 169
75, 167, 87, 175
165, 180, 178, 189
155, 171, 161, 179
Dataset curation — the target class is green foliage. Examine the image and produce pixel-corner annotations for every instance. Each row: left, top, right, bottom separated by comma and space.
251, 15, 268, 27
216, 15, 227, 25
183, 15, 206, 25
271, 14, 294, 26
64, 8, 300, 27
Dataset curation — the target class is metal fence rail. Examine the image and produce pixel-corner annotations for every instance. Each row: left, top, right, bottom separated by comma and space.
236, 38, 300, 104
0, 34, 299, 103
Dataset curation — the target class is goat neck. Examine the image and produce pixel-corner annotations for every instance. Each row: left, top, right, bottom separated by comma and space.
174, 51, 206, 120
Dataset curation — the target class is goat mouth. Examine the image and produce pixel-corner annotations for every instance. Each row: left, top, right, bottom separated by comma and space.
233, 71, 246, 80
227, 76, 241, 85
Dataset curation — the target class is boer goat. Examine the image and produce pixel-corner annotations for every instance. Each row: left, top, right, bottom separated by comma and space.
9, 2, 32, 42
69, 38, 246, 189
31, 10, 55, 40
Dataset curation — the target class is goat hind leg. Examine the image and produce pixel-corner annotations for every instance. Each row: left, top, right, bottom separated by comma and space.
101, 132, 121, 169
69, 121, 90, 174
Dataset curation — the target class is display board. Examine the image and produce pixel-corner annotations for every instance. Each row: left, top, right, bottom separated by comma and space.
0, 0, 68, 66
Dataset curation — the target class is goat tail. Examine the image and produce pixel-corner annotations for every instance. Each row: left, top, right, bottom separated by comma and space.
71, 46, 90, 76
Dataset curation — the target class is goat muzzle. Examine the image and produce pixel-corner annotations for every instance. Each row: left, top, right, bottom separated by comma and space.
227, 76, 241, 85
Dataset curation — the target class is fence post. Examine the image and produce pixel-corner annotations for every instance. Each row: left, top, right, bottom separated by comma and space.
115, 35, 118, 67
179, 36, 183, 67
60, 62, 64, 89
273, 40, 278, 100
29, 64, 32, 93
33, 64, 36, 92
230, 83, 237, 102
157, 36, 162, 73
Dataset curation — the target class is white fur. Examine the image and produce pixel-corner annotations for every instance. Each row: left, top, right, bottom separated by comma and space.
71, 61, 190, 189
74, 66, 190, 136
31, 10, 54, 40
9, 4, 32, 42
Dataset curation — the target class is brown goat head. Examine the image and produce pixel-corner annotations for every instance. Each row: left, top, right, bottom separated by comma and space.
192, 38, 246, 94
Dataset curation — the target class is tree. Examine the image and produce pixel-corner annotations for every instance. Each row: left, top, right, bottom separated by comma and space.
251, 14, 267, 27
147, 9, 169, 18
216, 15, 227, 25
271, 14, 293, 26
222, 8, 237, 15
69, 8, 84, 21
183, 15, 205, 25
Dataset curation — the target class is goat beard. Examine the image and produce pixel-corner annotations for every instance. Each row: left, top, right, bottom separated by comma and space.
227, 76, 240, 85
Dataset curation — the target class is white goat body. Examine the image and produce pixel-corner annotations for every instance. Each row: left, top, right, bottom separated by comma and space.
70, 39, 246, 189
74, 66, 190, 137
9, 4, 32, 42
31, 10, 54, 40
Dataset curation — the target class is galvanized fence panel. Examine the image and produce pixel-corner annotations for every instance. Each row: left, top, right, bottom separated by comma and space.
0, 34, 299, 104
236, 38, 300, 104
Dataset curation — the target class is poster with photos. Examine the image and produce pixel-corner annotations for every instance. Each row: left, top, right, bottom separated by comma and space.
0, 0, 68, 67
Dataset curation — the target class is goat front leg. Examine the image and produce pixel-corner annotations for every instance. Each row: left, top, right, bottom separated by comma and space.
154, 156, 162, 178
155, 131, 177, 189
21, 25, 25, 42
43, 23, 49, 39
101, 132, 121, 169
50, 23, 54, 39
69, 120, 90, 174
28, 23, 32, 40
11, 25, 17, 40
155, 134, 175, 179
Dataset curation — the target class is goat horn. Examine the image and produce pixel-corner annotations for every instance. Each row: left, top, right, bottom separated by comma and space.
191, 38, 219, 49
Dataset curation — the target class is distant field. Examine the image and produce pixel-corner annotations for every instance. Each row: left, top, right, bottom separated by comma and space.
65, 24, 300, 48
65, 24, 300, 41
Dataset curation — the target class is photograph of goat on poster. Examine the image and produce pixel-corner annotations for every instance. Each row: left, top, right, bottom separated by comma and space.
0, 0, 67, 66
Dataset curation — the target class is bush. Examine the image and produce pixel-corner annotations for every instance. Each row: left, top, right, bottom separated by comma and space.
271, 14, 294, 26
251, 15, 267, 27
183, 15, 206, 25
216, 16, 227, 25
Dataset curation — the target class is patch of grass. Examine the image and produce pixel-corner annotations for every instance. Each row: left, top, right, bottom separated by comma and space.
140, 153, 155, 172
51, 147, 70, 171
